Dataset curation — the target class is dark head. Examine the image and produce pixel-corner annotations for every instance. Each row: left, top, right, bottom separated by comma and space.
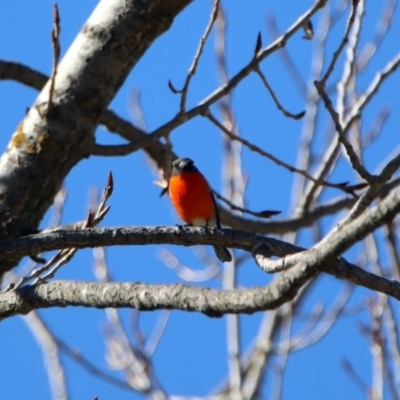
160, 158, 199, 197
171, 157, 198, 175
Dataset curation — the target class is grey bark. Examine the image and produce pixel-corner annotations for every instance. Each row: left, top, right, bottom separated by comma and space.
0, 275, 314, 320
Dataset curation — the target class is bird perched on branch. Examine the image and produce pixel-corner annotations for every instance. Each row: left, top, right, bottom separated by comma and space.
162, 157, 232, 263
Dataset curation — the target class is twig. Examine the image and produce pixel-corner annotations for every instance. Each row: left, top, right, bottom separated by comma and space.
265, 13, 308, 96
290, 3, 330, 211
289, 284, 353, 350
384, 300, 400, 397
237, 309, 280, 399
204, 108, 365, 196
48, 187, 67, 229
48, 4, 61, 110
212, 190, 281, 219
314, 80, 376, 183
158, 248, 220, 282
24, 311, 68, 400
112, 0, 328, 151
0, 60, 157, 158
0, 0, 328, 163
214, 12, 243, 397
320, 0, 359, 86
144, 311, 171, 357
343, 52, 400, 127
177, 0, 220, 112
12, 172, 113, 288
55, 334, 136, 392
336, 0, 365, 120
363, 106, 391, 147
386, 222, 400, 279
341, 358, 370, 394
219, 194, 357, 234
255, 66, 305, 120
92, 246, 167, 397
91, 142, 145, 157
334, 152, 400, 228
271, 307, 292, 400
129, 88, 148, 131
357, 0, 396, 72
369, 296, 385, 400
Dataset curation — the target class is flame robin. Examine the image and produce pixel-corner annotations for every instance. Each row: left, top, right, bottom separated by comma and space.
165, 157, 232, 262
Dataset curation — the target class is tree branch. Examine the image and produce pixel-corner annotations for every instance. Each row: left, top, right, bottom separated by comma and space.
0, 273, 315, 320
0, 0, 191, 276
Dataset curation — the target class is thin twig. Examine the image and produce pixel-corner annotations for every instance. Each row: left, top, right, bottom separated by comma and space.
320, 0, 360, 86
357, 0, 397, 72
48, 3, 61, 110
212, 190, 281, 219
314, 80, 376, 183
144, 311, 171, 357
24, 311, 68, 400
177, 0, 220, 112
255, 67, 305, 120
92, 246, 167, 398
271, 307, 292, 400
55, 334, 136, 392
129, 88, 148, 131
204, 108, 365, 196
343, 52, 400, 127
290, 3, 331, 212
265, 13, 308, 96
341, 358, 370, 394
12, 172, 113, 288
289, 284, 353, 351
214, 11, 243, 398
158, 248, 221, 282
112, 0, 328, 152
336, 0, 365, 121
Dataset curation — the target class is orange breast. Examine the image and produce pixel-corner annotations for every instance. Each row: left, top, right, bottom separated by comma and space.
169, 172, 215, 224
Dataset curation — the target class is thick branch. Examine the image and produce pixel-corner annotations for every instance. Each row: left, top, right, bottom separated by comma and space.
0, 226, 300, 260
2, 180, 400, 318
0, 274, 315, 320
0, 223, 399, 303
0, 0, 191, 276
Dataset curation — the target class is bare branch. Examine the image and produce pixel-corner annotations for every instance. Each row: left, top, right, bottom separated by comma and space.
0, 59, 48, 89
114, 0, 328, 150
91, 143, 140, 157
12, 173, 113, 288
48, 3, 61, 110
314, 80, 376, 183
357, 0, 397, 71
344, 52, 400, 127
255, 67, 305, 120
55, 334, 136, 392
1, 274, 315, 319
0, 193, 400, 303
0, 1, 193, 277
320, 0, 360, 85
178, 0, 220, 112
24, 311, 68, 400
204, 108, 363, 195
212, 190, 281, 219
265, 13, 308, 96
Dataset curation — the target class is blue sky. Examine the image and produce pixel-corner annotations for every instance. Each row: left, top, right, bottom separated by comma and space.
1, 0, 399, 399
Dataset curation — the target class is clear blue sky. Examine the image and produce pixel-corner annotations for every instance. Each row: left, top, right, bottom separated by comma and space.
1, 1, 399, 399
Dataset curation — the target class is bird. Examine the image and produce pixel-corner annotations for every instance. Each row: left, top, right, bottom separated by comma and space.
165, 157, 232, 262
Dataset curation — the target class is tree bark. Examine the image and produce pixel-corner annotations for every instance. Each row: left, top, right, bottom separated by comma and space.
0, 0, 191, 276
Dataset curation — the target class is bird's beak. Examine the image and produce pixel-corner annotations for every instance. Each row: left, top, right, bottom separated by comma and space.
159, 186, 169, 198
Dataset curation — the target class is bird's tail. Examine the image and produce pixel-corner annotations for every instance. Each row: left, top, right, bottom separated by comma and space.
213, 246, 232, 263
